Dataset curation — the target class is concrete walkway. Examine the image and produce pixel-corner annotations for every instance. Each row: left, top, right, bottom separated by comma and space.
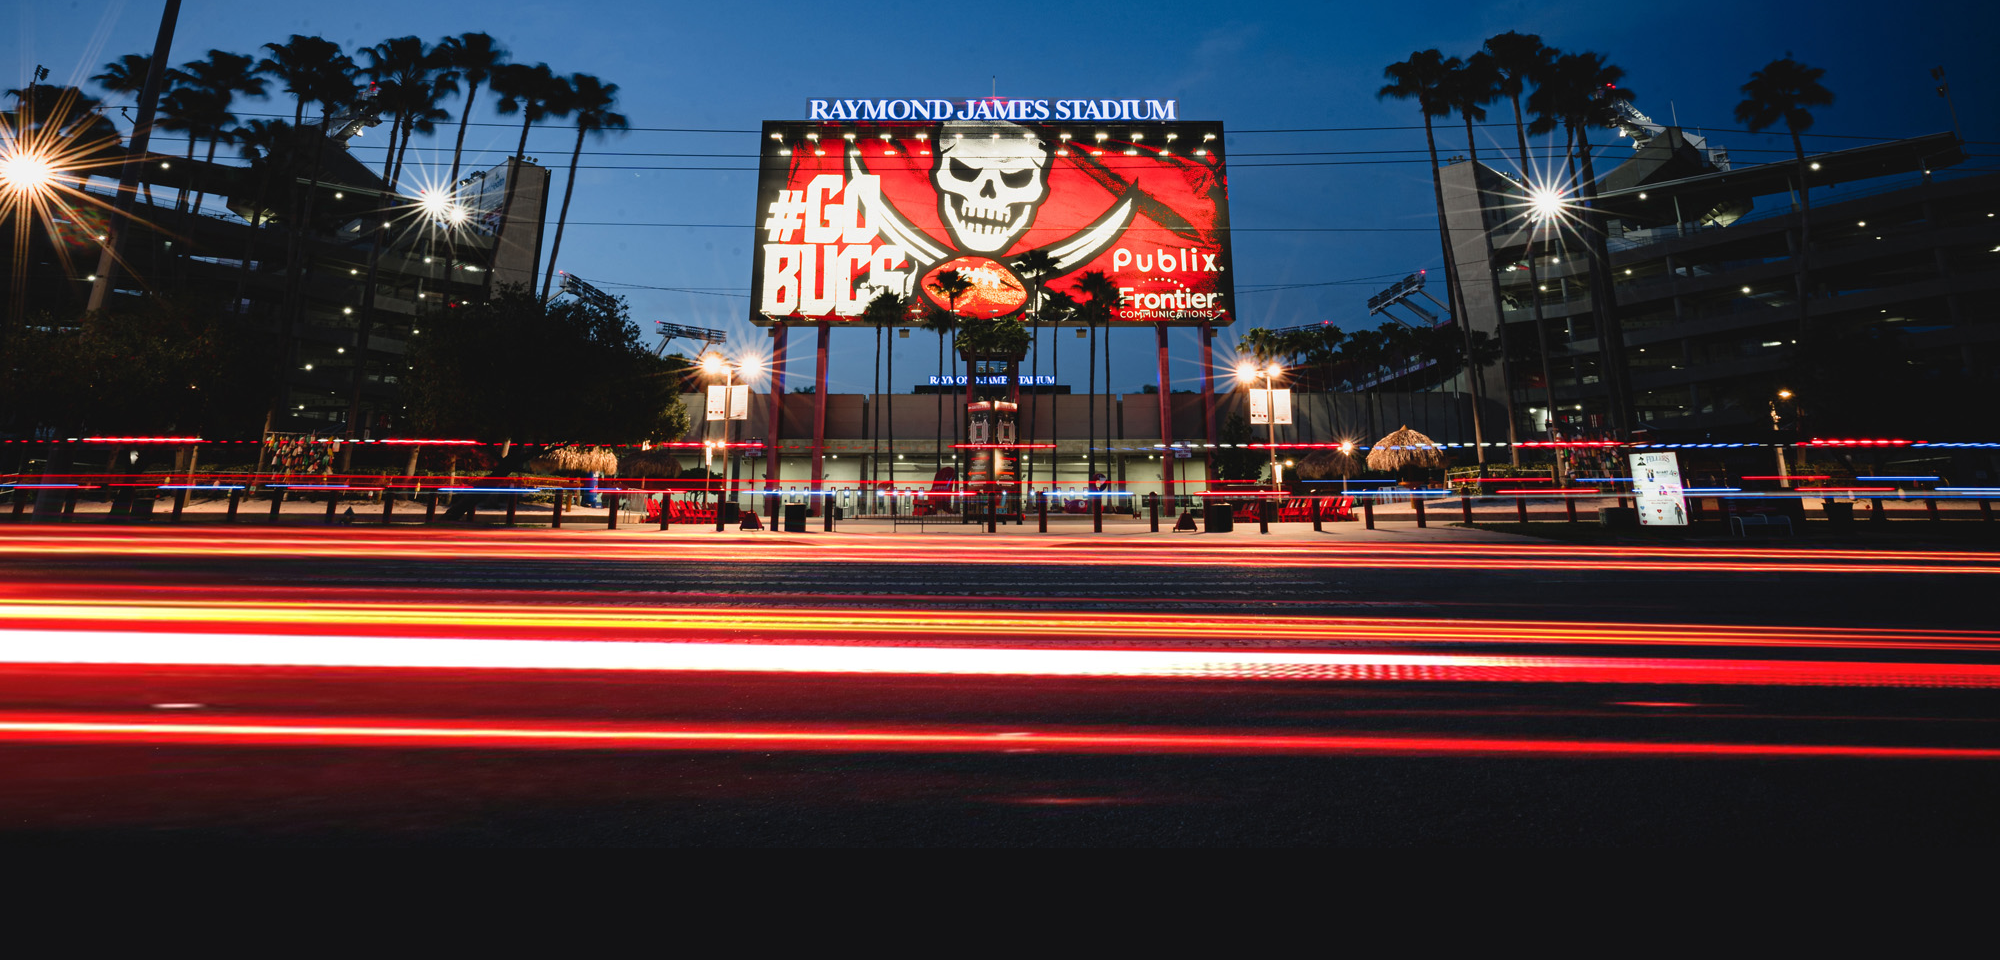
8, 493, 1549, 543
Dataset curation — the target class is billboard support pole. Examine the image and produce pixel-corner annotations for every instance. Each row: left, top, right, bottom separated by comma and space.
1156, 323, 1176, 509
1199, 323, 1218, 483
810, 320, 830, 517
765, 323, 787, 504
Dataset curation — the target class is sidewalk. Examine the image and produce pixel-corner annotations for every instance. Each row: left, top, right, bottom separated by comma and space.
7, 494, 1543, 543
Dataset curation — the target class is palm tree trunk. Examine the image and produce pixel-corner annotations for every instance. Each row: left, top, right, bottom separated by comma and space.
885, 332, 895, 498
1027, 293, 1040, 490
1423, 114, 1486, 463
1464, 115, 1521, 466
1792, 131, 1812, 349
1050, 312, 1060, 490
392, 116, 416, 191
934, 326, 944, 475
1104, 320, 1113, 485
871, 323, 881, 509
1573, 123, 1628, 437
540, 124, 586, 300
515, 114, 533, 160
381, 113, 402, 182
191, 136, 220, 216
1087, 317, 1097, 485
1513, 94, 1562, 452
449, 80, 480, 186
174, 137, 196, 213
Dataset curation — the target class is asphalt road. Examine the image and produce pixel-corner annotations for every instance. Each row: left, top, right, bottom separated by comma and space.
3, 526, 1997, 845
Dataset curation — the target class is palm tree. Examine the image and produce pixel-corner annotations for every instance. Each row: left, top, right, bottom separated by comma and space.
1380, 49, 1489, 462
861, 290, 908, 504
89, 53, 152, 106
539, 74, 627, 300
153, 85, 217, 213
1014, 249, 1058, 488
1446, 51, 1522, 465
1073, 271, 1119, 486
924, 270, 971, 476
491, 62, 570, 161
1529, 51, 1638, 435
169, 50, 264, 217
436, 32, 508, 188
1037, 289, 1076, 490
1299, 325, 1346, 441
256, 36, 353, 127
1484, 31, 1564, 448
230, 118, 298, 297
363, 36, 453, 191
1736, 57, 1834, 351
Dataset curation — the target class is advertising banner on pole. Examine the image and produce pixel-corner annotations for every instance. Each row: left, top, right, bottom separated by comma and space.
706, 385, 750, 421
751, 115, 1233, 328
1249, 388, 1292, 426
1630, 451, 1689, 526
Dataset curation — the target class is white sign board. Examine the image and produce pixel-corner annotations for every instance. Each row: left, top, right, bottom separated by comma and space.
706, 384, 750, 421
1630, 451, 1689, 526
1249, 388, 1293, 426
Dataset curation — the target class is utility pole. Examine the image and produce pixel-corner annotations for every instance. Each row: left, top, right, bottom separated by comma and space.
86, 0, 181, 311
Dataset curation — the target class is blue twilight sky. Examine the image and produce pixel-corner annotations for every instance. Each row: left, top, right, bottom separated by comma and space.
7, 0, 1996, 395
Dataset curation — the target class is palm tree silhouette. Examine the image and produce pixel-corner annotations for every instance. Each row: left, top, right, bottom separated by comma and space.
363, 36, 452, 191
861, 290, 909, 504
170, 50, 265, 217
90, 53, 160, 208
1379, 49, 1488, 460
1013, 249, 1057, 488
924, 270, 971, 476
1529, 51, 1637, 435
1073, 270, 1118, 487
1736, 57, 1834, 351
1483, 30, 1563, 447
154, 85, 221, 214
540, 73, 626, 300
256, 36, 354, 128
436, 32, 508, 188
1446, 51, 1521, 464
1037, 289, 1076, 490
491, 62, 571, 161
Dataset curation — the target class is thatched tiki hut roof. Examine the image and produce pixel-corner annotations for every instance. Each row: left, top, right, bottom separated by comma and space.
617, 448, 683, 479
1366, 425, 1448, 472
528, 446, 619, 476
1296, 447, 1360, 481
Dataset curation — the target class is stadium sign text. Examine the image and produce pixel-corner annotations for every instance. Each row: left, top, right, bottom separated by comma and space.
808, 98, 1176, 122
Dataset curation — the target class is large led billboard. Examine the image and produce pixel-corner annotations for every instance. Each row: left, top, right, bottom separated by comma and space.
750, 116, 1232, 327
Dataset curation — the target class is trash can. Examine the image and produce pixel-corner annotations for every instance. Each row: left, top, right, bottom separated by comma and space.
1824, 500, 1855, 525
718, 501, 740, 525
1597, 506, 1640, 529
1203, 501, 1234, 533
784, 503, 808, 532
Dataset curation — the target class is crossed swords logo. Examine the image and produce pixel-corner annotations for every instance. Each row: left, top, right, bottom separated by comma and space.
849, 119, 1136, 310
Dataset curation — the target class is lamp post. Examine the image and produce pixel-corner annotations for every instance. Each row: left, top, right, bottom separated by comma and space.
1237, 360, 1285, 492
702, 352, 760, 523
1771, 389, 1795, 488
702, 352, 735, 520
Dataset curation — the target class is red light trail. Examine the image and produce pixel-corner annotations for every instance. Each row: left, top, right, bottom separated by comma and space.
0, 712, 1994, 761
2, 527, 1997, 576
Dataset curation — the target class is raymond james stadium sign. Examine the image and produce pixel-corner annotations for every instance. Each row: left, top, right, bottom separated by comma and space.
808, 98, 1177, 121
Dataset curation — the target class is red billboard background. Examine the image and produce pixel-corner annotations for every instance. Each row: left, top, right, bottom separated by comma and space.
752, 119, 1233, 327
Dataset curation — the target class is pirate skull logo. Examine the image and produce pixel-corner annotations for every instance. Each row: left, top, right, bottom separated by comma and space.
933, 120, 1052, 254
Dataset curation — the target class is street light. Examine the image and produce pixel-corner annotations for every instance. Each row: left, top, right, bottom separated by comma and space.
701, 353, 762, 524
1236, 360, 1285, 492
1771, 389, 1797, 488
